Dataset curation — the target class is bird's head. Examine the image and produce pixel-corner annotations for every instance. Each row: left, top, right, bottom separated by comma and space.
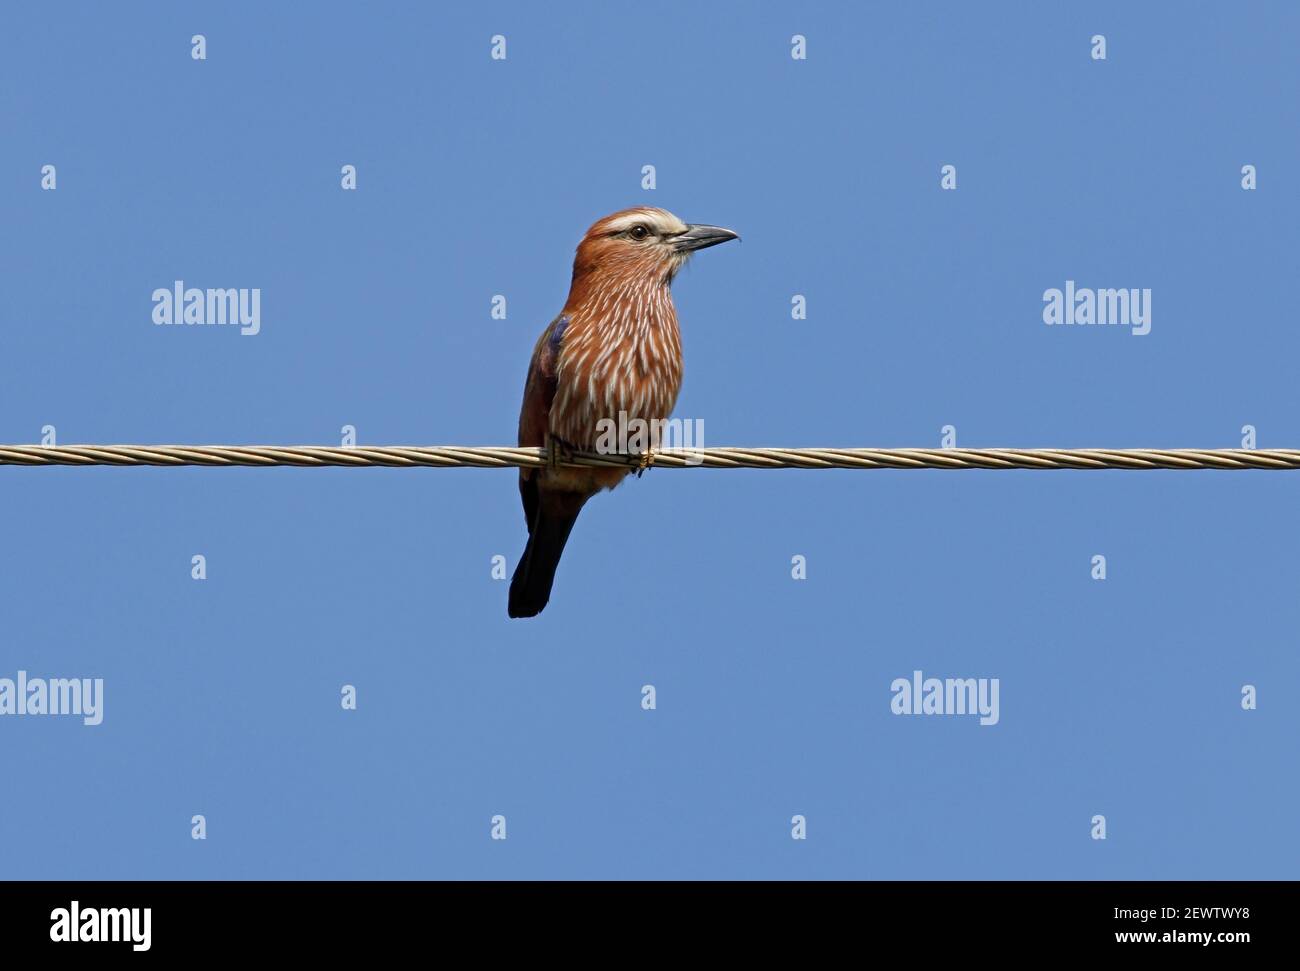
570, 207, 738, 289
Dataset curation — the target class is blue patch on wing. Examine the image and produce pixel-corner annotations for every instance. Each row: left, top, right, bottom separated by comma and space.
548, 315, 570, 355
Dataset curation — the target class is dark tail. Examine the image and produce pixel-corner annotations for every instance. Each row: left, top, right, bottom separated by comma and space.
508, 496, 586, 618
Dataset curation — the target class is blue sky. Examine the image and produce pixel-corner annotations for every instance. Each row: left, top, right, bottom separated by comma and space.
1, 1, 1298, 878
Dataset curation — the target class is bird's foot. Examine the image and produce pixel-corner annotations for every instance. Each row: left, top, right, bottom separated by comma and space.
546, 434, 576, 469
634, 448, 656, 478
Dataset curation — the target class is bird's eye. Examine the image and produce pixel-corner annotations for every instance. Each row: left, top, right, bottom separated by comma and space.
629, 225, 650, 241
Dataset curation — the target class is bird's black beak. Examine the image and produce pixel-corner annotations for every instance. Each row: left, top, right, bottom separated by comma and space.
673, 224, 740, 253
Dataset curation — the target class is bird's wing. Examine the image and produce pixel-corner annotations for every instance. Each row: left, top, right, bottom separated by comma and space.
517, 315, 570, 531
517, 314, 569, 449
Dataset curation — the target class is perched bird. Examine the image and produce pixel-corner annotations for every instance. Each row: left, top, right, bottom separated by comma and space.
509, 207, 738, 618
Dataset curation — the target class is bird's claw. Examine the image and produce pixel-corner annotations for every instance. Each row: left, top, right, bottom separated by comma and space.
546, 434, 576, 469
634, 449, 655, 478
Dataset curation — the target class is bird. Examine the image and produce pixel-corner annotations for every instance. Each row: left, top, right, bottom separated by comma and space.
508, 206, 738, 618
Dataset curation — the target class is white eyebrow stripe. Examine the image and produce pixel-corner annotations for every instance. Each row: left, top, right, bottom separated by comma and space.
603, 210, 688, 236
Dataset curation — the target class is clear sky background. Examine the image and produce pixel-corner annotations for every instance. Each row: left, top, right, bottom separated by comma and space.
2, 1, 1298, 879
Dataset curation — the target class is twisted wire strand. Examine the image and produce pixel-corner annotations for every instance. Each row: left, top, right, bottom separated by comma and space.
0, 445, 1298, 470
